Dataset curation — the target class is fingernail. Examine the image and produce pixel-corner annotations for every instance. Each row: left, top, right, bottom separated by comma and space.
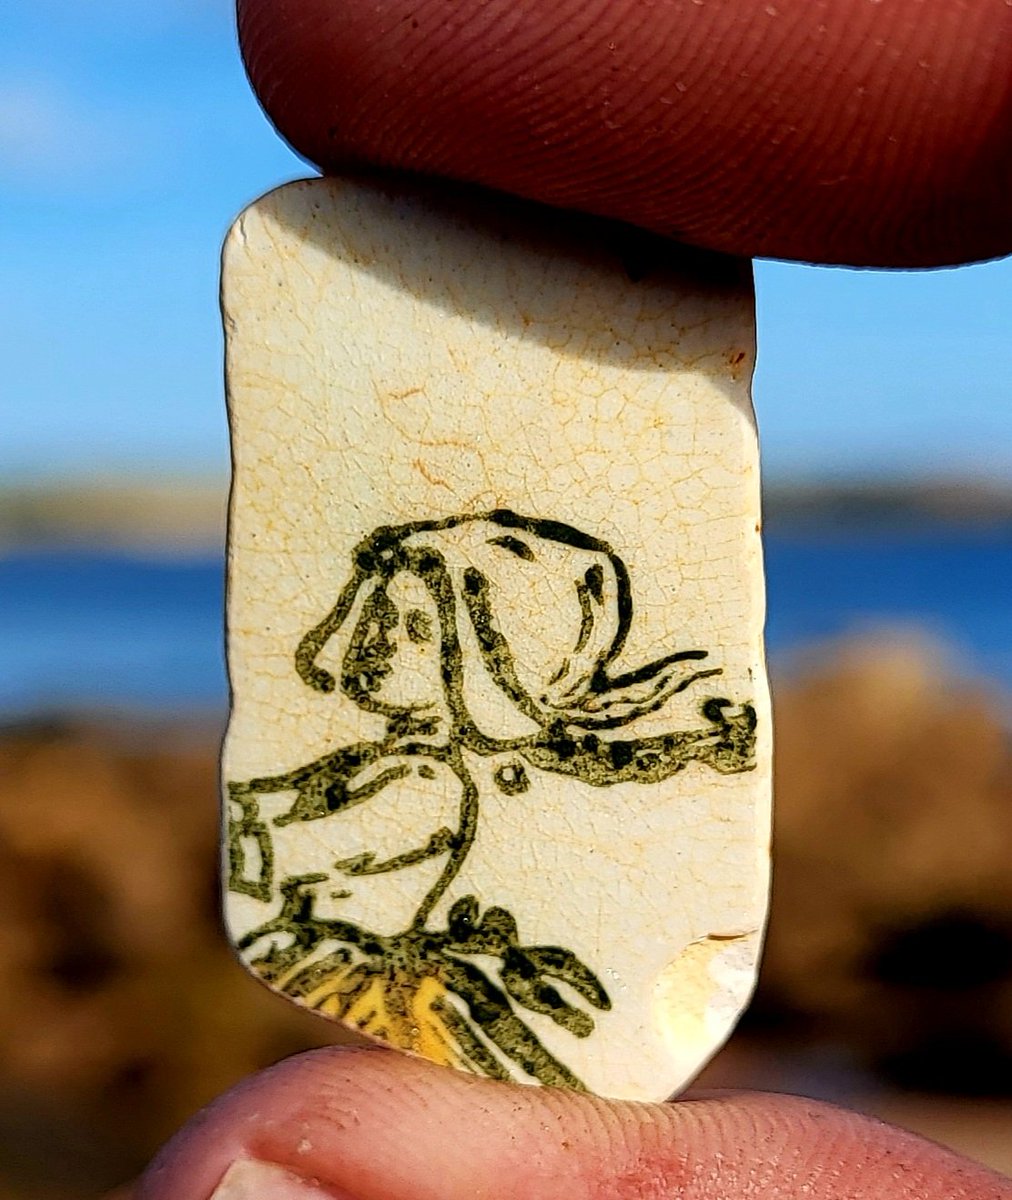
210, 1159, 354, 1200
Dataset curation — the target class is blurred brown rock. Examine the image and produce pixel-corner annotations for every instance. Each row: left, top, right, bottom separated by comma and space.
0, 721, 336, 1192
0, 635, 1010, 1192
759, 637, 1012, 1091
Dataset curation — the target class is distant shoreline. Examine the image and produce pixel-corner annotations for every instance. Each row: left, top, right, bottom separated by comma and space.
2, 476, 1011, 555
0, 478, 229, 554
763, 480, 1012, 530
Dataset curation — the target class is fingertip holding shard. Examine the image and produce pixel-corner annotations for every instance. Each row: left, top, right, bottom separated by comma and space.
237, 0, 1012, 265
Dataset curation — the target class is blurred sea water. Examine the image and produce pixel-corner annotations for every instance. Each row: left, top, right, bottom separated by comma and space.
2, 524, 1011, 717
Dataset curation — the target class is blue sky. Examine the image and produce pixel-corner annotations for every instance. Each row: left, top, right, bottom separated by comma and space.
3, 3, 1010, 485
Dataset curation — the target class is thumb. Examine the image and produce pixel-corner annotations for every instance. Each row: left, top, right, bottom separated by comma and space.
136, 1046, 1010, 1199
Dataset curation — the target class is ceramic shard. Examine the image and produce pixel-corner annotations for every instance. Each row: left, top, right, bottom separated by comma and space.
221, 176, 771, 1101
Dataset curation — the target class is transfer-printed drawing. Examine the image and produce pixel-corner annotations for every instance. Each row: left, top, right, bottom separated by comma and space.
227, 510, 755, 1087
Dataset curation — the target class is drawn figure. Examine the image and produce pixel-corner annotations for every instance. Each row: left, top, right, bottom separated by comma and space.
228, 510, 756, 1087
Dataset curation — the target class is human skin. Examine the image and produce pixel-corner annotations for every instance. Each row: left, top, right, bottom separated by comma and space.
236, 0, 1011, 266
131, 3, 1012, 1195
137, 1048, 1011, 1198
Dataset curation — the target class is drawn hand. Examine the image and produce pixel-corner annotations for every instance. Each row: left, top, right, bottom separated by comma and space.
236, 0, 1010, 266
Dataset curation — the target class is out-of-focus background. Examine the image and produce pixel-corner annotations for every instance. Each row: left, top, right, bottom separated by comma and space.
3, 4, 1011, 1196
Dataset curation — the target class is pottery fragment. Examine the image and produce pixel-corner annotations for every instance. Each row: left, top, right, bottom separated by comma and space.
221, 177, 771, 1101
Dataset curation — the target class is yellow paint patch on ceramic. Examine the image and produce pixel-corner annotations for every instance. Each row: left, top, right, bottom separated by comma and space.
654, 931, 762, 1086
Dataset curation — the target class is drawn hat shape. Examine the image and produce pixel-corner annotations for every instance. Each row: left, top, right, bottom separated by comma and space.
296, 511, 711, 735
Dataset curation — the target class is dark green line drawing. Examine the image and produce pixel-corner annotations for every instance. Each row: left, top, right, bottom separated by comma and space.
228, 510, 756, 1087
